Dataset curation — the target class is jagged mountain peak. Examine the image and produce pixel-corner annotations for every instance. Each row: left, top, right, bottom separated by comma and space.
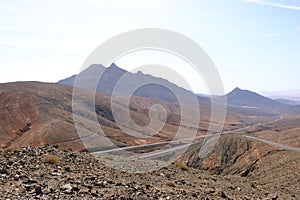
229, 87, 253, 94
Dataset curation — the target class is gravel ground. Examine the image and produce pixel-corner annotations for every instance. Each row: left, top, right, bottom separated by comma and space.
0, 145, 298, 199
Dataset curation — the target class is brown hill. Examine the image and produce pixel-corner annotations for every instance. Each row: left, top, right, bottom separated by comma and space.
0, 82, 82, 150
0, 81, 278, 152
0, 81, 219, 151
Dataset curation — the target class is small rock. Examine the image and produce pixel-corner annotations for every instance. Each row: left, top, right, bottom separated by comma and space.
64, 167, 71, 172
90, 188, 98, 197
0, 168, 7, 174
50, 172, 61, 176
62, 183, 73, 194
41, 187, 50, 194
35, 185, 42, 195
79, 187, 89, 194
271, 194, 278, 200
251, 183, 256, 188
133, 185, 142, 191
214, 190, 228, 199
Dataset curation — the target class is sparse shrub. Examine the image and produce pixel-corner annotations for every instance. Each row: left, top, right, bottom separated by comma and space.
201, 175, 217, 181
175, 162, 189, 171
201, 175, 212, 180
42, 154, 60, 164
1, 147, 16, 154
16, 187, 26, 193
166, 181, 176, 187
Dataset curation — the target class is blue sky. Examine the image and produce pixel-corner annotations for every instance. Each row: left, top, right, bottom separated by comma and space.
0, 0, 300, 94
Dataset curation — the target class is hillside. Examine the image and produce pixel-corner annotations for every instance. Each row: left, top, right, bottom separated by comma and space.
1, 81, 277, 152
1, 145, 298, 199
0, 82, 171, 150
178, 116, 300, 199
0, 81, 221, 151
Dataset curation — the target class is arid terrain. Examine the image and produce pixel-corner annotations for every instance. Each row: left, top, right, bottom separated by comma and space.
1, 0, 300, 199
0, 81, 261, 151
0, 73, 299, 199
0, 145, 298, 199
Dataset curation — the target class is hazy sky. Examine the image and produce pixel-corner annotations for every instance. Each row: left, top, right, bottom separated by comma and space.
0, 0, 300, 93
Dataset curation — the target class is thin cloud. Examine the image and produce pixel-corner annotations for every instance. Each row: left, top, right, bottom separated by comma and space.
263, 32, 281, 37
246, 0, 300, 10
0, 38, 98, 53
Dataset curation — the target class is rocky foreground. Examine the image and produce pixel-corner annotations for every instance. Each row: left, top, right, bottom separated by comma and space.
0, 145, 297, 199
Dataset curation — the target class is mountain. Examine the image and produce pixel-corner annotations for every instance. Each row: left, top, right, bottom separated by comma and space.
59, 64, 295, 113
225, 87, 288, 110
59, 64, 284, 122
58, 63, 196, 104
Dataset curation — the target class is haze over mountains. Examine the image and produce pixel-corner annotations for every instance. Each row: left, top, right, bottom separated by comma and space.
59, 63, 194, 104
59, 63, 296, 110
263, 90, 300, 102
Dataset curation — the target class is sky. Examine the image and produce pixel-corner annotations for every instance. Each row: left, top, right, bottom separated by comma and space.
0, 0, 300, 94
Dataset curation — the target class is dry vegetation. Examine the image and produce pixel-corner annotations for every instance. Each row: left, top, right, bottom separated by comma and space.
42, 154, 60, 164
175, 162, 189, 171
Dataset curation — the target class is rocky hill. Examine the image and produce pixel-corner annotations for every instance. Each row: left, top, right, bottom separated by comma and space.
179, 132, 300, 199
0, 145, 297, 199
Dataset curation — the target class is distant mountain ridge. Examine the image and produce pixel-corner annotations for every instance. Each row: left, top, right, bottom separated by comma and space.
59, 64, 290, 111
59, 63, 197, 104
225, 87, 287, 110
